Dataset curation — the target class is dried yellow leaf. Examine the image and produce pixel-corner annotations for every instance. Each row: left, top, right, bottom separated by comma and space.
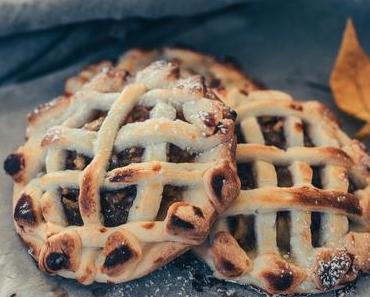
356, 122, 370, 139
330, 19, 370, 125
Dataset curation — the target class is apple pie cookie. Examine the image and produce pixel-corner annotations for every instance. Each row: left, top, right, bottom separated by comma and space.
3, 61, 239, 284
195, 90, 370, 295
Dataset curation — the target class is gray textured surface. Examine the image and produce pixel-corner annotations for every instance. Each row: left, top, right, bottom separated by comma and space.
0, 0, 369, 296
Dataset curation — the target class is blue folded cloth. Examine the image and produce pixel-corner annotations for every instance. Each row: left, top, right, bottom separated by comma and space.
0, 0, 246, 37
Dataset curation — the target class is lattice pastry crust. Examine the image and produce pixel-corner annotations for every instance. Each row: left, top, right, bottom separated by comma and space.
195, 90, 370, 295
4, 61, 240, 284
64, 47, 260, 106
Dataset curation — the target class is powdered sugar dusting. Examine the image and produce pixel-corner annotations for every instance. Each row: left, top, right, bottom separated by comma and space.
175, 76, 205, 95
44, 126, 63, 143
317, 250, 353, 289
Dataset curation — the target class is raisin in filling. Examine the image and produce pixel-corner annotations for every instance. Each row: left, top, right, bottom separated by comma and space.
348, 176, 359, 194
124, 105, 152, 124
235, 124, 246, 144
109, 147, 144, 170
311, 166, 323, 188
237, 163, 256, 190
227, 215, 256, 252
275, 166, 293, 187
60, 188, 83, 226
303, 121, 315, 147
257, 116, 286, 149
168, 144, 197, 163
276, 211, 291, 256
65, 151, 92, 170
311, 212, 322, 247
3, 153, 24, 176
100, 186, 137, 227
82, 110, 107, 131
156, 185, 185, 220
176, 109, 187, 122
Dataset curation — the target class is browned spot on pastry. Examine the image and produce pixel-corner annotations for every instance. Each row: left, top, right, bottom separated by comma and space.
61, 188, 83, 226
170, 215, 194, 230
4, 153, 24, 177
154, 256, 165, 264
142, 222, 155, 229
192, 206, 204, 218
240, 89, 249, 96
109, 147, 144, 170
257, 255, 307, 294
166, 202, 207, 239
289, 102, 303, 111
100, 227, 108, 233
46, 232, 57, 239
103, 244, 133, 269
220, 258, 238, 274
79, 174, 96, 217
42, 233, 80, 273
258, 116, 286, 149
168, 144, 197, 163
125, 105, 152, 124
45, 252, 70, 271
295, 187, 362, 216
109, 168, 135, 183
100, 186, 137, 227
212, 231, 252, 277
153, 163, 161, 172
324, 147, 352, 164
208, 161, 239, 213
102, 231, 141, 276
14, 193, 38, 227
294, 122, 303, 132
106, 67, 129, 79
263, 269, 294, 292
78, 266, 95, 284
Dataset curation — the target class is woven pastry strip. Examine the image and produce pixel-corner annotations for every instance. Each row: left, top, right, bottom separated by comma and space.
5, 61, 239, 284
195, 91, 370, 295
